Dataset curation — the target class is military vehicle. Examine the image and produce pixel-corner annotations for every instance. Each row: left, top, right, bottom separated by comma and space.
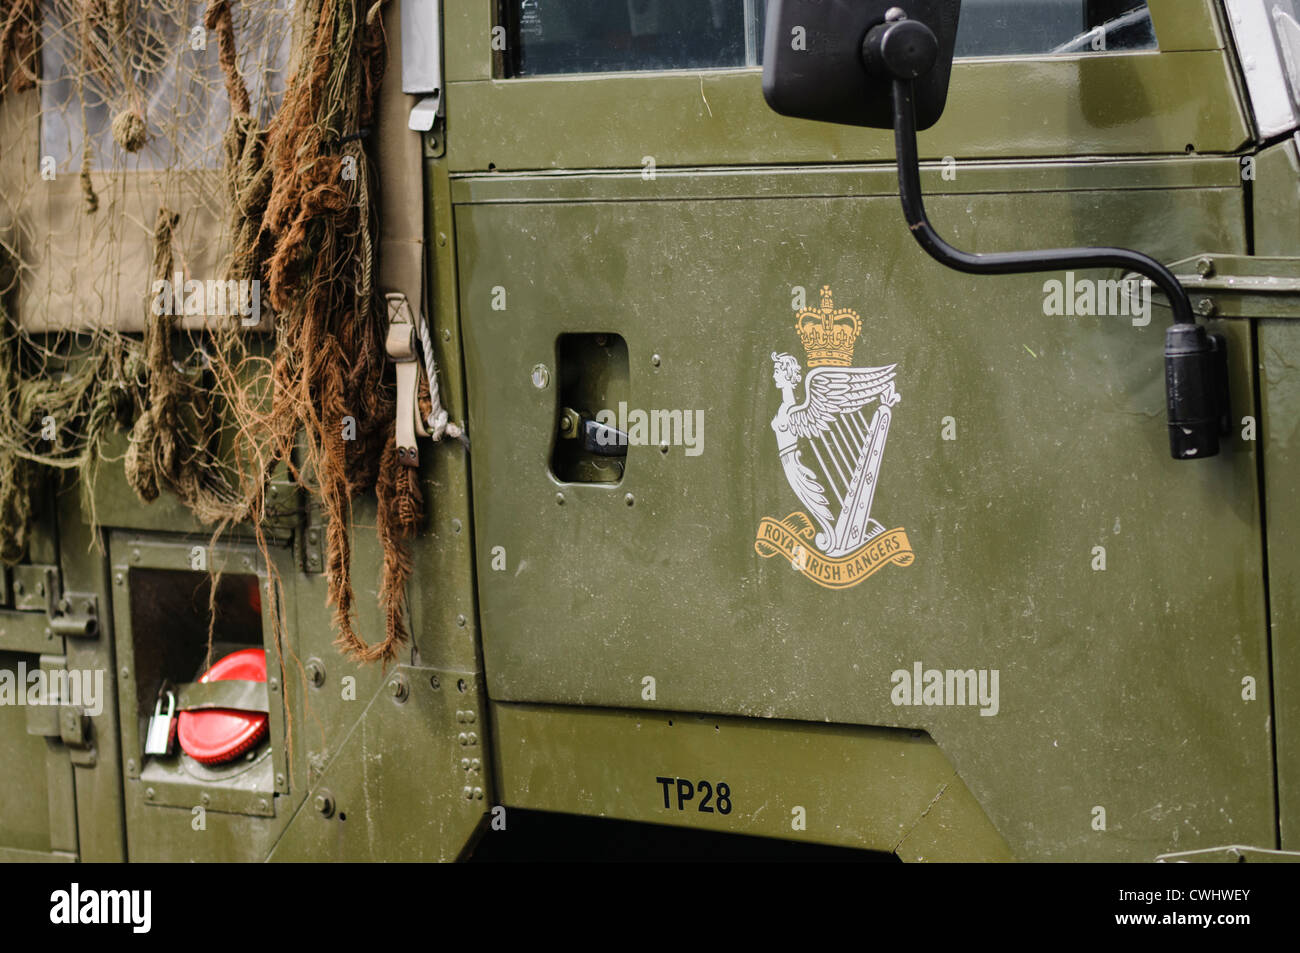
0, 0, 1298, 863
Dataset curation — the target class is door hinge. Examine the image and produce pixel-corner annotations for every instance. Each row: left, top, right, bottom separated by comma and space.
9, 563, 100, 639
24, 653, 98, 767
1135, 254, 1300, 319
403, 0, 444, 153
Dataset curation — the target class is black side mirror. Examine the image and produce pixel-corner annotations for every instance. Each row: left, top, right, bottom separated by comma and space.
763, 0, 961, 130
761, 0, 1225, 461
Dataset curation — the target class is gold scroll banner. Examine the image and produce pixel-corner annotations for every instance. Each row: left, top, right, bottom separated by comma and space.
754, 513, 914, 590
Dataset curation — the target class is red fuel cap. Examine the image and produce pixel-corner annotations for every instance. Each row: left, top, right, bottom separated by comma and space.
177, 648, 269, 765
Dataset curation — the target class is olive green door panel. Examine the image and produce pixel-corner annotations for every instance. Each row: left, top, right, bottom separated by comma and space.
458, 170, 1269, 860
445, 51, 1249, 172
1251, 141, 1300, 850
1260, 319, 1300, 850
0, 652, 76, 859
491, 701, 1012, 861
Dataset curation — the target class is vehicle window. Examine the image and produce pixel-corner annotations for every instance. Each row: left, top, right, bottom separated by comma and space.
955, 1, 1155, 57
1268, 0, 1300, 110
501, 0, 1156, 78
39, 0, 291, 171
502, 0, 765, 76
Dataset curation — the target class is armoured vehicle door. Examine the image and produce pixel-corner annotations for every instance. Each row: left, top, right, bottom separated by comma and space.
452, 0, 1292, 859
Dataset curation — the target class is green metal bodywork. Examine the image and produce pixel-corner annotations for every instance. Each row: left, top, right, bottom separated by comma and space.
0, 0, 1296, 861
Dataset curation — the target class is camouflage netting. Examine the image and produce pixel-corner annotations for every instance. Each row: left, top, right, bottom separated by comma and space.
0, 0, 422, 665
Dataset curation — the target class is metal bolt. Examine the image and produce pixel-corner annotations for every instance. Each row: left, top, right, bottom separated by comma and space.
314, 793, 334, 817
306, 658, 325, 688
1195, 297, 1217, 317
1196, 257, 1215, 278
388, 674, 409, 702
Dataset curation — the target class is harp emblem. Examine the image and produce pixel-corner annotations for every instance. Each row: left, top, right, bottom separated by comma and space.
754, 286, 914, 589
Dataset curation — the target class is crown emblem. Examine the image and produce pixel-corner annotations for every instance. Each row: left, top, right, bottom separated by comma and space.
796, 286, 861, 367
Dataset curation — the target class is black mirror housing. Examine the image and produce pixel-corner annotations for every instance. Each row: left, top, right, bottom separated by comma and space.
762, 0, 963, 131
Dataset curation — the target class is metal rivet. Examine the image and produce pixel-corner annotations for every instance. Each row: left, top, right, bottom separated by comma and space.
35, 582, 44, 597
389, 675, 409, 702
555, 492, 565, 506
120, 667, 130, 679
531, 364, 550, 389
886, 6, 907, 21
625, 493, 635, 506
651, 354, 661, 367
131, 549, 141, 564
315, 793, 334, 817
438, 232, 448, 247
145, 787, 155, 800
306, 658, 325, 688
12, 580, 23, 595
442, 329, 451, 342
275, 774, 285, 787
268, 678, 279, 692
114, 572, 125, 586
456, 614, 467, 627
126, 759, 137, 774
451, 518, 462, 534
457, 679, 467, 693
430, 675, 441, 690
201, 793, 210, 805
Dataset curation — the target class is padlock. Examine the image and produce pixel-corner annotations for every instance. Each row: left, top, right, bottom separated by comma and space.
145, 691, 176, 756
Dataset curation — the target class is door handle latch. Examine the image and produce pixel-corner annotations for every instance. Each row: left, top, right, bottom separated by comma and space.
559, 407, 628, 456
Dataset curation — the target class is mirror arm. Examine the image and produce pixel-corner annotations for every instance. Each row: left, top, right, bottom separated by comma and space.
889, 78, 1195, 326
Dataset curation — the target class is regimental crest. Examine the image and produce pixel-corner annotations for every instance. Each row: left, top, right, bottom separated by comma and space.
755, 286, 914, 589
